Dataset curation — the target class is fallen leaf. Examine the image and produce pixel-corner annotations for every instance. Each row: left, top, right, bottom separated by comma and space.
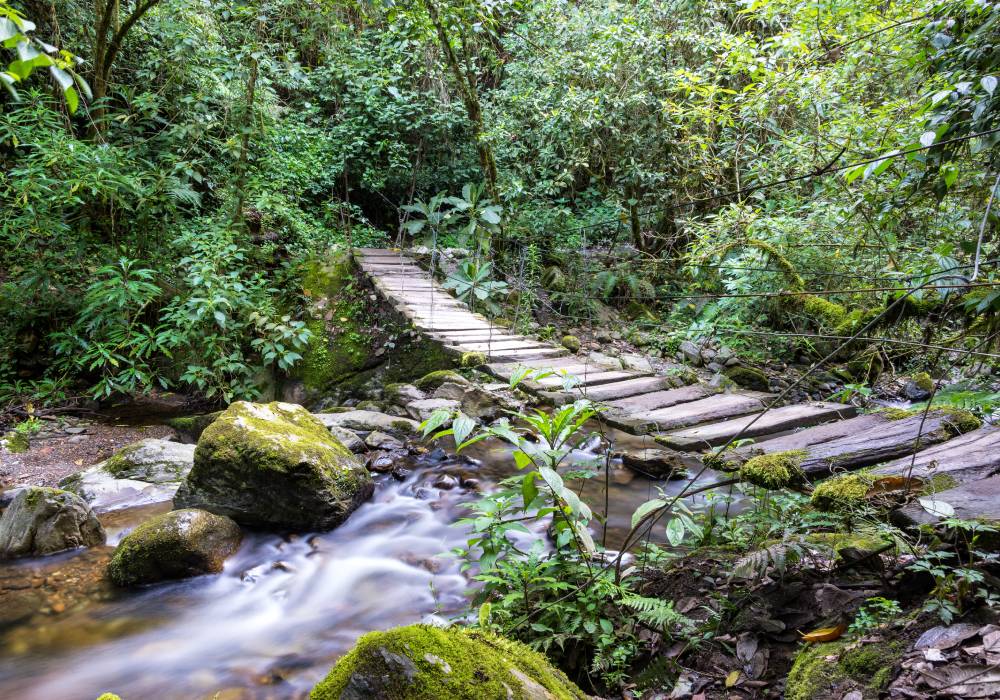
918, 498, 956, 518
800, 623, 847, 643
915, 624, 980, 650
725, 670, 741, 688
919, 663, 1000, 697
983, 631, 1000, 653
867, 475, 924, 495
73, 459, 83, 466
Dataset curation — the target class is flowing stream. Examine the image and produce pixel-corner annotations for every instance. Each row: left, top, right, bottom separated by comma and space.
0, 426, 723, 700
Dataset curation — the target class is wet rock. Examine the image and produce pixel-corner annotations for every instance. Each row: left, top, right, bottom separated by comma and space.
366, 450, 397, 473
309, 624, 586, 700
405, 398, 460, 423
166, 412, 222, 442
100, 438, 195, 483
175, 402, 374, 531
60, 467, 180, 513
0, 487, 105, 559
618, 448, 688, 479
314, 410, 420, 435
902, 372, 934, 401
678, 340, 702, 366
431, 381, 469, 402
366, 431, 404, 450
108, 508, 242, 586
328, 426, 365, 453
431, 474, 458, 490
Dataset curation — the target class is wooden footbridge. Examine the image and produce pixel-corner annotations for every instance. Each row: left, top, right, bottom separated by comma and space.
356, 248, 1000, 524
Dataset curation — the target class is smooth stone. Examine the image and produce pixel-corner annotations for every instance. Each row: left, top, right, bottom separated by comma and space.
314, 410, 420, 435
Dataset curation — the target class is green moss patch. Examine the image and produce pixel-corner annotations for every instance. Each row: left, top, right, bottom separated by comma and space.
310, 624, 586, 700
786, 638, 904, 700
876, 406, 981, 434
739, 450, 806, 489
811, 471, 875, 511
415, 370, 469, 391
723, 366, 769, 391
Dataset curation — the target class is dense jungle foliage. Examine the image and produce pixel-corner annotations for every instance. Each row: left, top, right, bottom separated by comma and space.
1, 0, 998, 402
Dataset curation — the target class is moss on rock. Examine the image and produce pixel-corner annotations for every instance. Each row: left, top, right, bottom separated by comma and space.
739, 450, 806, 489
310, 624, 587, 700
298, 253, 375, 394
876, 406, 981, 435
560, 335, 581, 353
108, 508, 242, 587
911, 372, 933, 393
723, 365, 769, 392
811, 471, 875, 511
461, 351, 487, 368
415, 370, 469, 391
174, 401, 373, 530
3, 430, 29, 453
166, 412, 222, 441
786, 638, 904, 700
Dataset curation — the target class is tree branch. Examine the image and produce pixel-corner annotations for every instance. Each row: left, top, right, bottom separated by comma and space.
101, 0, 164, 82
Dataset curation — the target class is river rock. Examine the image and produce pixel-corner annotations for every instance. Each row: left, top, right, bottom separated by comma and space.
678, 340, 702, 366
0, 487, 105, 559
618, 448, 688, 479
174, 401, 374, 530
108, 508, 242, 587
366, 430, 403, 450
414, 370, 470, 391
310, 624, 587, 700
60, 467, 181, 513
328, 426, 366, 453
405, 398, 461, 423
386, 383, 426, 404
314, 410, 420, 435
101, 438, 195, 483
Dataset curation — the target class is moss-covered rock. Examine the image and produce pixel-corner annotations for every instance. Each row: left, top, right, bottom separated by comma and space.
560, 335, 581, 353
174, 401, 374, 530
166, 412, 222, 441
108, 508, 242, 587
101, 438, 195, 483
811, 472, 875, 511
415, 370, 469, 391
786, 638, 904, 700
461, 351, 487, 368
739, 450, 806, 489
310, 624, 587, 700
0, 487, 105, 558
298, 253, 375, 394
723, 366, 769, 392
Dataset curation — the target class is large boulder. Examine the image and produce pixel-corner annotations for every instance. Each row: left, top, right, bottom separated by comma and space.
310, 624, 586, 700
175, 402, 374, 530
108, 508, 242, 587
0, 487, 105, 559
101, 438, 195, 483
59, 438, 194, 512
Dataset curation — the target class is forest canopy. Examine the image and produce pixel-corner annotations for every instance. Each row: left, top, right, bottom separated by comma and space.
0, 0, 998, 404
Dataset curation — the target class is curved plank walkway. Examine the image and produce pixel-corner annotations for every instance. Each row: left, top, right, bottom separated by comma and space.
356, 248, 1000, 524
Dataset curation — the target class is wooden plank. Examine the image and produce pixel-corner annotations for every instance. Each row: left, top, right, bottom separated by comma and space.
542, 376, 670, 405
893, 475, 1000, 528
452, 340, 557, 352
535, 370, 642, 388
657, 402, 857, 451
603, 384, 718, 414
719, 411, 967, 478
430, 333, 528, 344
872, 426, 1000, 486
607, 392, 771, 434
474, 347, 568, 360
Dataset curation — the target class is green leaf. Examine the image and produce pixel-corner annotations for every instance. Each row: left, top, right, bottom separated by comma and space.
665, 518, 685, 547
0, 18, 19, 43
452, 412, 475, 447
513, 450, 533, 469
522, 471, 539, 505
419, 408, 452, 437
478, 602, 492, 628
49, 64, 72, 91
982, 76, 997, 96
631, 498, 667, 528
